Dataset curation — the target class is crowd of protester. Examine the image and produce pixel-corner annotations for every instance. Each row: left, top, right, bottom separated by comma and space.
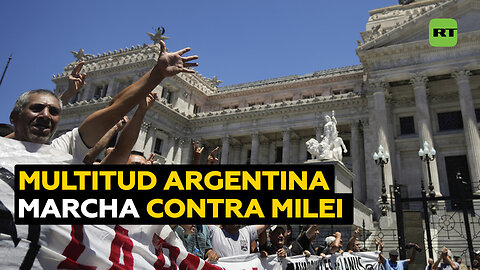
1, 39, 479, 270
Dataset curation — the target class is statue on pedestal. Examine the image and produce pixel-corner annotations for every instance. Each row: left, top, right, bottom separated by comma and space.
306, 110, 348, 162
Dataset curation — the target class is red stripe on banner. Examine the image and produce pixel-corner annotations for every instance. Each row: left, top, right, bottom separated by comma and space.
151, 233, 224, 270
108, 225, 134, 270
168, 243, 180, 267
179, 253, 200, 270
57, 225, 96, 270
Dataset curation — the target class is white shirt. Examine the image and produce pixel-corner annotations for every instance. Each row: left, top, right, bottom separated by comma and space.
0, 128, 89, 269
208, 225, 257, 258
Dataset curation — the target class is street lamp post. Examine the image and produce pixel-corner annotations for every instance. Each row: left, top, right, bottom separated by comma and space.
419, 141, 437, 214
373, 145, 390, 216
418, 141, 436, 259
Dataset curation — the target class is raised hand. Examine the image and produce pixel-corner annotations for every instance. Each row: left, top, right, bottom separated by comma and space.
138, 92, 158, 111
68, 61, 87, 92
146, 153, 155, 165
156, 40, 198, 78
354, 226, 360, 236
192, 140, 204, 164
60, 61, 87, 104
207, 146, 220, 164
115, 116, 129, 130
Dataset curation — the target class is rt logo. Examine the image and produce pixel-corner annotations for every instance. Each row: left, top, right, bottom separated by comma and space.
429, 18, 457, 47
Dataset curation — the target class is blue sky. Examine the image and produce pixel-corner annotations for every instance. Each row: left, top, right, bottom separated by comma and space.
0, 1, 397, 124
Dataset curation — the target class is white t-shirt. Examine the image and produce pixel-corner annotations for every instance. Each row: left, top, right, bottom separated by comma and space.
439, 262, 460, 270
0, 128, 89, 269
208, 225, 258, 258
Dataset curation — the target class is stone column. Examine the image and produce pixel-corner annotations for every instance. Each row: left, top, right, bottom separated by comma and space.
165, 136, 175, 164
105, 78, 117, 97
132, 122, 150, 153
221, 135, 230, 164
370, 80, 394, 200
453, 70, 480, 193
411, 73, 441, 195
350, 120, 367, 203
143, 127, 156, 158
174, 139, 183, 164
250, 132, 259, 164
181, 137, 192, 164
361, 118, 378, 210
282, 129, 291, 164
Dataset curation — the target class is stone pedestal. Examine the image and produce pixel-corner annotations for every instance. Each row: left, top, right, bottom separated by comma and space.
304, 159, 374, 231
304, 160, 354, 194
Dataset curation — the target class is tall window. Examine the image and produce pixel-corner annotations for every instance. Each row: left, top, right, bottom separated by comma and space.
399, 116, 415, 135
438, 111, 463, 131
193, 104, 200, 114
275, 147, 283, 163
93, 84, 108, 99
445, 155, 473, 210
154, 138, 163, 155
162, 88, 173, 104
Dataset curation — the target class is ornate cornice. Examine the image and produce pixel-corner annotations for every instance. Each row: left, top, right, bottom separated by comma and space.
211, 65, 363, 99
53, 44, 160, 80
358, 0, 454, 50
53, 43, 216, 97
191, 93, 366, 125
358, 30, 480, 75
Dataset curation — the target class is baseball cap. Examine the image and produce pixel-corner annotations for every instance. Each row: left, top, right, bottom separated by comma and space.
325, 236, 336, 246
270, 225, 287, 234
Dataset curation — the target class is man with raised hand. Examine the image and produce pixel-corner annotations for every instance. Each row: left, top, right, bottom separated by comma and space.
0, 40, 198, 269
433, 247, 459, 270
377, 239, 419, 270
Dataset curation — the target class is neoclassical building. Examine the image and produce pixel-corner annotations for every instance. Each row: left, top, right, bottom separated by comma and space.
53, 0, 480, 218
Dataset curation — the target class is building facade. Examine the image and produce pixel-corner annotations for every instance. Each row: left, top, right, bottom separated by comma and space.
53, 0, 480, 220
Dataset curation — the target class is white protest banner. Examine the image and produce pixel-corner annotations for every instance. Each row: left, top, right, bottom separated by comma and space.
214, 252, 382, 270
215, 254, 280, 270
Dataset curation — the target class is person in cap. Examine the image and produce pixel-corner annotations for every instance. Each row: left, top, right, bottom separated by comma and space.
260, 225, 292, 258
323, 231, 343, 254
377, 238, 418, 270
433, 246, 459, 270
